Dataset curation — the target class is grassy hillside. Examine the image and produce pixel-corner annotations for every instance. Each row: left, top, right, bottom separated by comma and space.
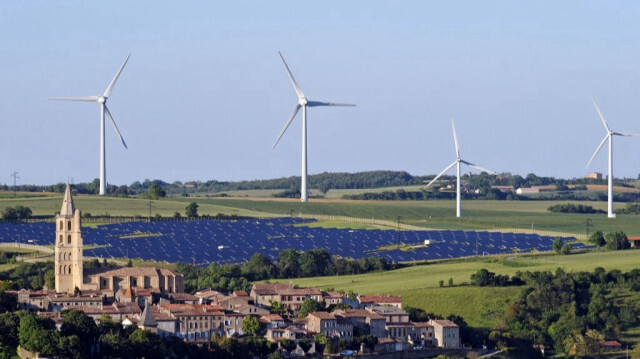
280, 249, 640, 328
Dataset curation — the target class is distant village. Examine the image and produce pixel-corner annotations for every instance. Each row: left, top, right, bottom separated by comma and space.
7, 185, 462, 357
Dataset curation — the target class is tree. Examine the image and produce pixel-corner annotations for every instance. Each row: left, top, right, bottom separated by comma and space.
298, 338, 312, 355
605, 231, 630, 250
360, 334, 378, 352
632, 343, 640, 359
280, 338, 297, 354
589, 230, 606, 247
60, 310, 98, 357
313, 333, 329, 354
269, 301, 287, 316
553, 237, 564, 253
299, 248, 332, 277
185, 202, 199, 218
277, 248, 300, 278
129, 328, 166, 358
147, 184, 166, 200
18, 313, 60, 357
1, 205, 32, 221
173, 211, 182, 219
298, 298, 326, 318
0, 312, 20, 359
448, 277, 454, 286
242, 315, 263, 335
470, 268, 494, 286
243, 253, 273, 281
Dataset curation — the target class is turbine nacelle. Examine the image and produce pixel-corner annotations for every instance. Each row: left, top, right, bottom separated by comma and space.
98, 96, 107, 104
298, 97, 308, 106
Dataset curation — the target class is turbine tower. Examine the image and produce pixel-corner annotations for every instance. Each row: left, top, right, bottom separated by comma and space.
272, 52, 355, 202
50, 54, 130, 195
586, 97, 640, 218
425, 120, 497, 218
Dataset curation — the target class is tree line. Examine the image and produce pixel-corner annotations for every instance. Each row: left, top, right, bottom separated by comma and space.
176, 248, 393, 293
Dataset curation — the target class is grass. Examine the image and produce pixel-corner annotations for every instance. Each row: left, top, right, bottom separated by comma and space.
278, 249, 640, 328
2, 194, 639, 236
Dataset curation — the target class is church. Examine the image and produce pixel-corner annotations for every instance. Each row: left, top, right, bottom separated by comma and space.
54, 184, 184, 295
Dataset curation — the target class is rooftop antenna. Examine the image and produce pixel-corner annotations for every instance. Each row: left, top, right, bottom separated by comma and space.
10, 171, 19, 197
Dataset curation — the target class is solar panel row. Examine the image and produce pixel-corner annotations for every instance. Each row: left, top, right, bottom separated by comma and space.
0, 219, 580, 265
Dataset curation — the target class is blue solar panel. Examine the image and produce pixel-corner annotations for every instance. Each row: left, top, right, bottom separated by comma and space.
0, 219, 582, 264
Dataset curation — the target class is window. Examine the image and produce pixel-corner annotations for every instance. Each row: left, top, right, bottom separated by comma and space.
67, 221, 71, 230
59, 235, 63, 244
67, 235, 71, 244
59, 221, 63, 230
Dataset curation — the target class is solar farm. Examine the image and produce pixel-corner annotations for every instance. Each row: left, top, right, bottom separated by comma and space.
0, 218, 591, 265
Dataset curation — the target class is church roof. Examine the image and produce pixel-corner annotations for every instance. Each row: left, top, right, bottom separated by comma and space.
139, 303, 158, 327
60, 184, 75, 216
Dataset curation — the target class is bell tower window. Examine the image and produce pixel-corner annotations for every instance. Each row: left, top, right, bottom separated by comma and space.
67, 221, 71, 231
67, 235, 71, 244
59, 221, 63, 230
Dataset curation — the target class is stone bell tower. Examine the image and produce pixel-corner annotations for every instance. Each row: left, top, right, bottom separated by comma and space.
54, 184, 83, 293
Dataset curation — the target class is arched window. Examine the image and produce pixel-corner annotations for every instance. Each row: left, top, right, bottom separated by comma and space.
59, 265, 62, 274
59, 221, 63, 230
67, 235, 71, 244
68, 266, 71, 274
59, 235, 63, 244
67, 221, 71, 231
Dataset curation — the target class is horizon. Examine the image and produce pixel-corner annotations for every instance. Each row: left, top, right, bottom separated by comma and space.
2, 2, 640, 185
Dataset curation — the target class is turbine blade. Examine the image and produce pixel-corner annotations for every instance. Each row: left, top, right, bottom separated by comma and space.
48, 96, 99, 102
104, 105, 127, 149
591, 96, 610, 132
278, 52, 305, 99
451, 119, 460, 159
307, 101, 356, 107
586, 134, 609, 168
613, 131, 640, 137
461, 160, 497, 175
425, 160, 458, 188
272, 104, 301, 150
103, 53, 131, 98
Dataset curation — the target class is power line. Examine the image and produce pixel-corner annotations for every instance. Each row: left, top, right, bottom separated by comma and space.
10, 172, 19, 198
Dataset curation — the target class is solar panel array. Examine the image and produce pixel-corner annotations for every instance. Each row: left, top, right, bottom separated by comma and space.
0, 219, 585, 264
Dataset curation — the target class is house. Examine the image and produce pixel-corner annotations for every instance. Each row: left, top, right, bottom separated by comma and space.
250, 283, 323, 311
260, 313, 286, 329
334, 308, 387, 338
322, 291, 346, 307
628, 236, 640, 248
375, 337, 413, 352
159, 303, 226, 342
306, 312, 353, 338
429, 319, 460, 348
115, 286, 155, 306
585, 172, 603, 180
357, 295, 402, 309
412, 321, 435, 346
368, 305, 409, 324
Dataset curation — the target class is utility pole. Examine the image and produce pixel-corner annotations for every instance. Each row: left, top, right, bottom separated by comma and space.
148, 201, 155, 223
10, 172, 19, 197
396, 216, 402, 246
584, 218, 593, 238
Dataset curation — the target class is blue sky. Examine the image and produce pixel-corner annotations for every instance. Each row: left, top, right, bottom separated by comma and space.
2, 1, 640, 185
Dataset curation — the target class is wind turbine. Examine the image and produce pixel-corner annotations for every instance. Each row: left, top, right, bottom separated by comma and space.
272, 52, 355, 202
50, 54, 130, 195
586, 97, 640, 218
425, 120, 497, 218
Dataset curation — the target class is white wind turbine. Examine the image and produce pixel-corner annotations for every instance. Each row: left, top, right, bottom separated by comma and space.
50, 54, 131, 195
272, 52, 355, 202
586, 97, 640, 218
425, 120, 497, 218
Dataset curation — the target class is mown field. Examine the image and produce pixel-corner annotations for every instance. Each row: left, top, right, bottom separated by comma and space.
279, 249, 640, 329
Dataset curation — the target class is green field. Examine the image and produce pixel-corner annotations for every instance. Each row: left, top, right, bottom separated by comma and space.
279, 249, 640, 328
2, 194, 639, 236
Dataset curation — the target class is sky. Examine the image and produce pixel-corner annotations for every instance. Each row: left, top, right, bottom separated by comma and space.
2, 1, 640, 186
